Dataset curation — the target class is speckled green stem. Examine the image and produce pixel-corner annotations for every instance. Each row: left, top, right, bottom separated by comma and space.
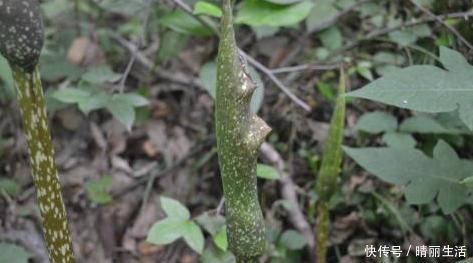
315, 68, 346, 263
215, 0, 271, 259
0, 0, 75, 261
13, 67, 75, 263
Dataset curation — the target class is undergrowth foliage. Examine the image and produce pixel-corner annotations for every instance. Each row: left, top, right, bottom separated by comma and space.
346, 47, 473, 214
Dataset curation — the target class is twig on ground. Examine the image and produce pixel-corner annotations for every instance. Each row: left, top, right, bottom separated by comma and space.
409, 0, 473, 50
270, 63, 341, 74
171, 0, 311, 111
260, 142, 316, 256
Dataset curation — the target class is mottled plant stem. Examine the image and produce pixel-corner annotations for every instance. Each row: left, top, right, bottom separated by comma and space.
0, 0, 75, 261
215, 0, 271, 260
13, 66, 75, 262
315, 67, 346, 263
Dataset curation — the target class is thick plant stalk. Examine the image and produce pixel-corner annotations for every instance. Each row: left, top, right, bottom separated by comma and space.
0, 1, 75, 262
215, 0, 271, 261
315, 68, 346, 263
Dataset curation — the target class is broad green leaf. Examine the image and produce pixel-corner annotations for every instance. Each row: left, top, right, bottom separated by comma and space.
160, 10, 212, 36
194, 1, 222, 17
160, 196, 190, 220
400, 115, 463, 134
354, 111, 397, 134
316, 68, 346, 201
106, 95, 137, 130
236, 0, 314, 27
347, 47, 473, 130
82, 66, 122, 84
0, 243, 30, 263
147, 218, 187, 245
461, 176, 473, 189
279, 230, 307, 250
52, 88, 91, 104
0, 178, 20, 196
114, 93, 149, 107
344, 140, 473, 213
355, 61, 374, 81
256, 164, 280, 180
201, 246, 236, 263
319, 26, 343, 50
182, 221, 205, 254
248, 67, 264, 113
86, 176, 113, 204
200, 62, 217, 98
382, 132, 416, 148
77, 92, 109, 114
317, 81, 336, 101
305, 0, 339, 33
195, 212, 226, 235
388, 24, 431, 46
213, 226, 228, 251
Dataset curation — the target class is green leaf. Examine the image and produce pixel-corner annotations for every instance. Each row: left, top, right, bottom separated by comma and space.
0, 178, 20, 196
160, 10, 212, 36
213, 226, 228, 251
400, 115, 463, 134
195, 212, 226, 235
278, 230, 307, 250
147, 218, 188, 245
344, 140, 473, 213
106, 97, 136, 131
0, 243, 30, 263
236, 0, 314, 27
460, 176, 473, 189
354, 111, 397, 134
82, 66, 122, 84
199, 61, 217, 98
85, 176, 113, 204
160, 196, 190, 220
305, 0, 339, 33
201, 246, 236, 263
388, 24, 431, 46
248, 66, 264, 113
317, 81, 336, 101
346, 47, 473, 130
182, 221, 205, 254
194, 1, 222, 17
114, 93, 149, 107
319, 26, 343, 50
382, 132, 416, 148
256, 164, 280, 180
52, 88, 92, 104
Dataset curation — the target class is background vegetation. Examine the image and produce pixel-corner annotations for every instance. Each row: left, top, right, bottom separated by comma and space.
1, 0, 473, 262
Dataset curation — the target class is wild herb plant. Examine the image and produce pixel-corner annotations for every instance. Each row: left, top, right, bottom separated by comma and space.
215, 0, 271, 261
0, 0, 74, 262
314, 68, 346, 263
345, 47, 473, 214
